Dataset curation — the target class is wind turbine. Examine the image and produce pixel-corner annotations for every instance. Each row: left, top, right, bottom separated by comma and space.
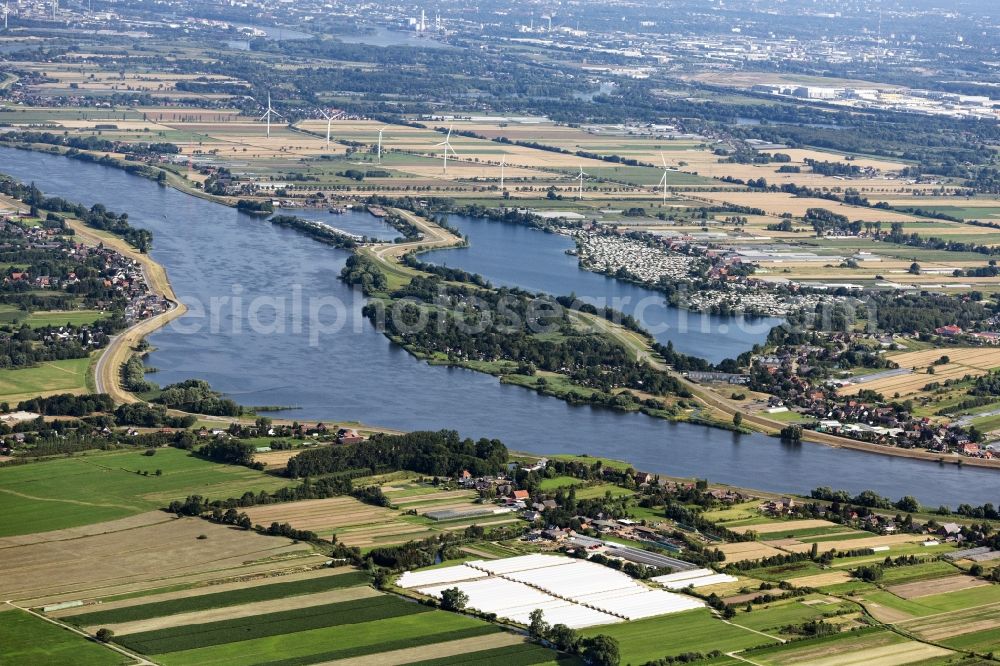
2, 1, 9, 30
317, 108, 332, 148
433, 126, 458, 174
499, 154, 506, 192
258, 92, 282, 138
657, 152, 669, 204
575, 165, 587, 198
377, 127, 384, 165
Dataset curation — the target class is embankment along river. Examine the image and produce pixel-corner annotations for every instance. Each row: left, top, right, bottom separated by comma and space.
1, 146, 997, 506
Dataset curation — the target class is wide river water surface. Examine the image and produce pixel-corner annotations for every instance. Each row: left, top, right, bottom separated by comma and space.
1, 146, 997, 506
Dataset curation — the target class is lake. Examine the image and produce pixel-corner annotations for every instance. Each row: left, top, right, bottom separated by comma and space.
420, 215, 780, 364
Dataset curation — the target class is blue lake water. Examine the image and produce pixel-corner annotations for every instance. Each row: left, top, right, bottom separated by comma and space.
421, 216, 780, 364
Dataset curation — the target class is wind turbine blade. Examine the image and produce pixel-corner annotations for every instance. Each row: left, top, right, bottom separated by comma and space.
660, 152, 667, 168
259, 111, 269, 121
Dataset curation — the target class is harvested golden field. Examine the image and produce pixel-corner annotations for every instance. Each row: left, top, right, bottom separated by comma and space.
762, 638, 950, 666
0, 193, 28, 212
716, 542, 789, 563
55, 118, 173, 131
866, 602, 914, 624
888, 575, 990, 600
890, 346, 1000, 370
327, 633, 528, 666
781, 533, 926, 554
839, 347, 1000, 397
254, 449, 301, 469
0, 512, 318, 605
692, 191, 919, 222
387, 489, 477, 505
773, 149, 909, 173
730, 519, 837, 534
336, 523, 438, 548
243, 496, 397, 532
899, 602, 1000, 641
788, 571, 853, 588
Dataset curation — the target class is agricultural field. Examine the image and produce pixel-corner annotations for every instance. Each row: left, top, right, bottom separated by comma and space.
240, 476, 520, 549
0, 447, 295, 536
581, 608, 774, 664
717, 541, 790, 563
0, 355, 93, 404
0, 607, 129, 666
839, 347, 1000, 398
21, 309, 106, 328
742, 628, 954, 666
898, 601, 1000, 653
1, 512, 321, 607
66, 573, 554, 666
694, 191, 920, 223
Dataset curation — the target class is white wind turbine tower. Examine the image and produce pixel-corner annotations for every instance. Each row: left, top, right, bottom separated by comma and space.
377, 127, 384, 165
434, 126, 458, 174
657, 152, 670, 204
499, 154, 506, 192
575, 165, 587, 198
317, 108, 333, 148
259, 92, 282, 138
2, 2, 9, 30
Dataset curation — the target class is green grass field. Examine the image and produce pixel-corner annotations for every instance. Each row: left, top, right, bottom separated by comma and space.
0, 608, 129, 666
900, 205, 1000, 220
731, 595, 855, 633
878, 561, 960, 585
0, 447, 294, 536
940, 625, 1000, 653
863, 583, 1000, 618
118, 596, 428, 654
581, 609, 774, 664
24, 309, 106, 328
0, 355, 93, 403
150, 602, 501, 666
741, 628, 899, 665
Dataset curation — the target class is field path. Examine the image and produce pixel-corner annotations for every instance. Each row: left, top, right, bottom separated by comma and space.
0, 487, 135, 510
